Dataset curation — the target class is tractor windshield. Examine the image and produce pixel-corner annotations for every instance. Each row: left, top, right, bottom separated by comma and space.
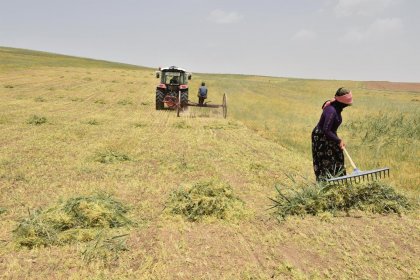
162, 71, 188, 85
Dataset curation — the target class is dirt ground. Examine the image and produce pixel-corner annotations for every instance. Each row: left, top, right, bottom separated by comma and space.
364, 81, 420, 92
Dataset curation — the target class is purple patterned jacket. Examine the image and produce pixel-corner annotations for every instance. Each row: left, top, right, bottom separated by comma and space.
316, 102, 345, 144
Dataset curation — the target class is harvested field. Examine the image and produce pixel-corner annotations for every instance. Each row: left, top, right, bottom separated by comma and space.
0, 47, 418, 279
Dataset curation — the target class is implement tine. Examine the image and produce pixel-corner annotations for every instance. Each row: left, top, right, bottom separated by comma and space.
329, 168, 390, 186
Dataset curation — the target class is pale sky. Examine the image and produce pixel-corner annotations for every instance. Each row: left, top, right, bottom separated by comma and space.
1, 0, 419, 82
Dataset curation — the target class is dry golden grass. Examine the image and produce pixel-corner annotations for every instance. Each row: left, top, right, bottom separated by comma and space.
0, 47, 419, 279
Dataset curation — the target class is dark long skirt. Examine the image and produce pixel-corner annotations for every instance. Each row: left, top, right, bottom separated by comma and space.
311, 127, 346, 181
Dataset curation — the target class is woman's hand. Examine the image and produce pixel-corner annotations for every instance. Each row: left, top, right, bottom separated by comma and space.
339, 140, 346, 150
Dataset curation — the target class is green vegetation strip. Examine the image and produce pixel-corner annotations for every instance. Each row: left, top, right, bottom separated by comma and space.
166, 180, 245, 222
271, 181, 412, 220
13, 193, 132, 248
94, 149, 131, 164
27, 115, 47, 125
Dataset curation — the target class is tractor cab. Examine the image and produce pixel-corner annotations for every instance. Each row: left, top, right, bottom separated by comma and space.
157, 66, 191, 85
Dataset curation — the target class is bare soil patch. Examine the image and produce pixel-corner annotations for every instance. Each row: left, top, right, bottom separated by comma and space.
364, 81, 420, 92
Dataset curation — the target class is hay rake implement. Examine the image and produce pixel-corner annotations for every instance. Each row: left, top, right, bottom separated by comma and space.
170, 92, 228, 118
327, 147, 390, 185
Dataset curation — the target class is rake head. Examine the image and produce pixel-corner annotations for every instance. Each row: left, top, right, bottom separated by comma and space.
326, 167, 390, 185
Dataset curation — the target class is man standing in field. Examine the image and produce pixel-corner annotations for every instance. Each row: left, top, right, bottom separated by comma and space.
197, 82, 208, 106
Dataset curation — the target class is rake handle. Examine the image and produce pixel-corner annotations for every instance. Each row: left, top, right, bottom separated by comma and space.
343, 147, 358, 170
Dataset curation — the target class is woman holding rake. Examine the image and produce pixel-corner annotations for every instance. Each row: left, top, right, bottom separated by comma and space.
312, 87, 353, 181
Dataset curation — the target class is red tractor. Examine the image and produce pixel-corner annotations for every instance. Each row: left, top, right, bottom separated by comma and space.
155, 66, 191, 110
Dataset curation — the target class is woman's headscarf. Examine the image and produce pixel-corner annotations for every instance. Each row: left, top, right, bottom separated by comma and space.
322, 87, 353, 109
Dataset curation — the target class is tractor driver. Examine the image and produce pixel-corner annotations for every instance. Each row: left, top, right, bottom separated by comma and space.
197, 82, 208, 106
170, 76, 179, 84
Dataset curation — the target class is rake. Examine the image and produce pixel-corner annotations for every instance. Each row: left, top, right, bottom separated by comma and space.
327, 147, 390, 185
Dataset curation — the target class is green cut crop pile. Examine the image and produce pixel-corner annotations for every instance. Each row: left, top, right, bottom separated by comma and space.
13, 193, 132, 248
166, 180, 245, 222
271, 181, 412, 220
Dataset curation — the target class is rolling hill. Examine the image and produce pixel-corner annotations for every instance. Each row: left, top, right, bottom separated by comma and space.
0, 47, 419, 279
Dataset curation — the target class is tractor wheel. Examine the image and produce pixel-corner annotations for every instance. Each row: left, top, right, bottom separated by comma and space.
177, 91, 181, 117
181, 92, 189, 108
156, 90, 165, 110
